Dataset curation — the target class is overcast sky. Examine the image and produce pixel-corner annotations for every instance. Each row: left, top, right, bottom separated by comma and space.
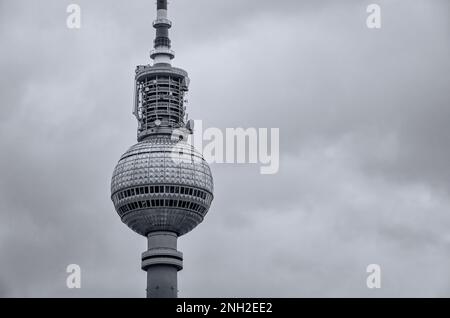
0, 0, 449, 297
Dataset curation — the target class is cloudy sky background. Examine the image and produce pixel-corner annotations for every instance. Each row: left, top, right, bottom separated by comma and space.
0, 0, 449, 297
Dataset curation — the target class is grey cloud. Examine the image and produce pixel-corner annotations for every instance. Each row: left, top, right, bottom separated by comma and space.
0, 0, 450, 297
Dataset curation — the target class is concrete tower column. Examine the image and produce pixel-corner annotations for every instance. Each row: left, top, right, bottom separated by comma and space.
141, 231, 183, 298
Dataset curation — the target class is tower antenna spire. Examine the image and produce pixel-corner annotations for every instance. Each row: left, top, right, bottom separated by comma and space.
151, 0, 175, 65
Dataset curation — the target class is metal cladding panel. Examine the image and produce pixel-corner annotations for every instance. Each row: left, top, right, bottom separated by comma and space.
156, 28, 169, 38
157, 0, 167, 10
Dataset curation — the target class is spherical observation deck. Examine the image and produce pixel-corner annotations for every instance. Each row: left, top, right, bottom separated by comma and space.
111, 136, 214, 237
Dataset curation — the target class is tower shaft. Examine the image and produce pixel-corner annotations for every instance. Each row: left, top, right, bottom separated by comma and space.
141, 232, 183, 298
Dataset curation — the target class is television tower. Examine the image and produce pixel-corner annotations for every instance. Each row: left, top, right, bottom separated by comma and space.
111, 0, 214, 298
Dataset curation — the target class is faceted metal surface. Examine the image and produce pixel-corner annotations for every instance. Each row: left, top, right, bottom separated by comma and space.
111, 136, 214, 236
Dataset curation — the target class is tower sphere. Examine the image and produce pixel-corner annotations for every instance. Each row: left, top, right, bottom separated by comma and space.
111, 136, 214, 237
